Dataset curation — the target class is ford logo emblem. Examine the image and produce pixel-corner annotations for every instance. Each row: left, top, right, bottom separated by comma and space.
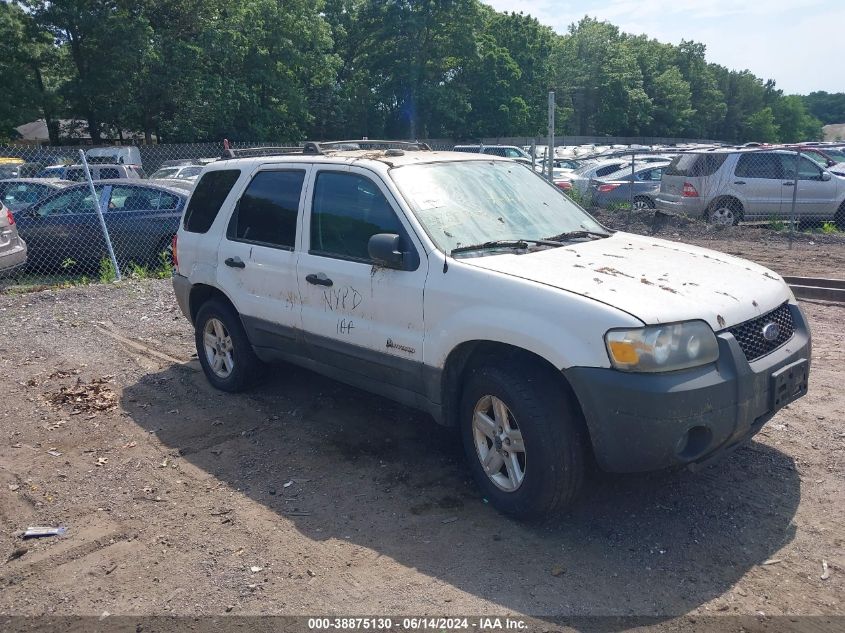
762, 322, 780, 342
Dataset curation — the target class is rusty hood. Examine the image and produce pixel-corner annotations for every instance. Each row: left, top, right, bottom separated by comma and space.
460, 232, 791, 330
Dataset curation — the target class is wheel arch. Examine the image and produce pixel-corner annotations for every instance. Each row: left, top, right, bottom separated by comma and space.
188, 283, 238, 325
439, 340, 590, 439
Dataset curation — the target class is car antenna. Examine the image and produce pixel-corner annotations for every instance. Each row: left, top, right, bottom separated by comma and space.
443, 258, 448, 273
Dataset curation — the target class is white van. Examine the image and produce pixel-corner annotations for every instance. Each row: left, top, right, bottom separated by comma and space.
86, 146, 143, 167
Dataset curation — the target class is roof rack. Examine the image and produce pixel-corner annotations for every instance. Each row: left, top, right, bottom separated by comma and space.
219, 138, 431, 160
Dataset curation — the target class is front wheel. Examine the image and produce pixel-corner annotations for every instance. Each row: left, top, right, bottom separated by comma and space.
460, 361, 586, 519
194, 298, 262, 392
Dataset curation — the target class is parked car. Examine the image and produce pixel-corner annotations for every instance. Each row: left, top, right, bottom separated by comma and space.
172, 143, 811, 519
149, 164, 204, 181
16, 180, 187, 272
656, 149, 845, 226
36, 163, 145, 181
0, 201, 27, 275
557, 159, 639, 198
590, 163, 668, 209
452, 145, 533, 165
534, 157, 587, 179
0, 179, 72, 211
0, 159, 43, 179
146, 178, 196, 193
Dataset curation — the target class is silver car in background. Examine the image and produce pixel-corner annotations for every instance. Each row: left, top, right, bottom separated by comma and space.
0, 202, 27, 274
656, 149, 845, 226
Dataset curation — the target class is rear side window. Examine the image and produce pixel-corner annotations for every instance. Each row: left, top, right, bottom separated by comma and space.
184, 169, 241, 233
664, 153, 728, 177
227, 170, 305, 249
99, 168, 120, 179
310, 172, 404, 261
735, 154, 780, 179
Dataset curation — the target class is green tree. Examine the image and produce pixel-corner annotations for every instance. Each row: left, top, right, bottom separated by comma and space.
743, 107, 780, 143
0, 2, 63, 142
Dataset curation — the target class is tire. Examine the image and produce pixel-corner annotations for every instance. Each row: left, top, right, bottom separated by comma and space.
705, 198, 742, 226
835, 202, 845, 231
459, 360, 586, 519
194, 298, 263, 392
633, 196, 655, 210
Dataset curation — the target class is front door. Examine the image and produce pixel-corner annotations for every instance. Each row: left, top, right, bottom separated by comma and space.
778, 153, 840, 220
297, 166, 429, 398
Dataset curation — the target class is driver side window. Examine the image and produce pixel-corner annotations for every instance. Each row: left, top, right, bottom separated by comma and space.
309, 172, 405, 262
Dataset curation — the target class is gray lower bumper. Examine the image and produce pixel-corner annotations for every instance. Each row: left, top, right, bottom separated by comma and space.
172, 273, 192, 322
565, 303, 811, 473
0, 240, 27, 273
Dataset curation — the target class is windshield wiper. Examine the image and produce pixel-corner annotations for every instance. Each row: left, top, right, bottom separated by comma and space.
450, 239, 563, 256
544, 230, 611, 242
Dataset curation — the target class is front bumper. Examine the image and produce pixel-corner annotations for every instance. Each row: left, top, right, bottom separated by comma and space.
564, 303, 811, 473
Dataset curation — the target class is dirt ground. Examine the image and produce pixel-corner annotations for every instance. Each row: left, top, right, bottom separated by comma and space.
0, 238, 842, 628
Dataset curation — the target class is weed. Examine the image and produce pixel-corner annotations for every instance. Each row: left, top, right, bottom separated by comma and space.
154, 250, 173, 279
98, 257, 117, 283
768, 218, 786, 232
821, 221, 839, 234
127, 262, 151, 280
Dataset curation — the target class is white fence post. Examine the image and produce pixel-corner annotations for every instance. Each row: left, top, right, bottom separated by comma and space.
79, 149, 121, 280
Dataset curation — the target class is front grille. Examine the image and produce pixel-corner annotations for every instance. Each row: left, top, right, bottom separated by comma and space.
727, 303, 794, 362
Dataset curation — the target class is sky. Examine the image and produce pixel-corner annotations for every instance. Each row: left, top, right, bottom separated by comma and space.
484, 0, 845, 95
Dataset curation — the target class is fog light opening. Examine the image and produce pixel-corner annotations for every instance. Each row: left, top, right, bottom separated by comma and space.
676, 426, 713, 460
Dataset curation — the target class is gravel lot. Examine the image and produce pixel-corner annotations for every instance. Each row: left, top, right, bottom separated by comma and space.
0, 235, 842, 628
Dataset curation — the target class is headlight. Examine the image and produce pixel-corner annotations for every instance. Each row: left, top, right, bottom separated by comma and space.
605, 321, 719, 372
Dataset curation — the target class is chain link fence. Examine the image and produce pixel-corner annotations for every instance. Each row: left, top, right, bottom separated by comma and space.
0, 140, 843, 291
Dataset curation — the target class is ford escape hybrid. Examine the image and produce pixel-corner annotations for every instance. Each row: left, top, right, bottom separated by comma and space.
172, 141, 811, 519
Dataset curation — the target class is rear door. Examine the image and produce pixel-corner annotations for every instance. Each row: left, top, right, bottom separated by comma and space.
105, 184, 184, 263
215, 165, 310, 355
297, 165, 429, 397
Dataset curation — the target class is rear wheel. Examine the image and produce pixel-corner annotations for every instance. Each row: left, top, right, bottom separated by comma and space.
195, 299, 262, 392
460, 360, 585, 519
706, 198, 742, 226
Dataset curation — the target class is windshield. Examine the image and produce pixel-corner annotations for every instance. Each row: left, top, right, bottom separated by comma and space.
390, 161, 605, 254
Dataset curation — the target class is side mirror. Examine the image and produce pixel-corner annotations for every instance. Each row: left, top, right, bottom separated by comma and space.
368, 233, 405, 269
821, 171, 832, 182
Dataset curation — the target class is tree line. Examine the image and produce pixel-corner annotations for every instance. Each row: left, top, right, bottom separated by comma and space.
0, 0, 840, 145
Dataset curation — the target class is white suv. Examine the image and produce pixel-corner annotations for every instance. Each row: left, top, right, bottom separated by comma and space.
172, 141, 811, 519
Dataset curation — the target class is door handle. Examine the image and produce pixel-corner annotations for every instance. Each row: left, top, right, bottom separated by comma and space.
306, 273, 333, 287
783, 182, 795, 186
733, 181, 746, 185
224, 256, 245, 268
